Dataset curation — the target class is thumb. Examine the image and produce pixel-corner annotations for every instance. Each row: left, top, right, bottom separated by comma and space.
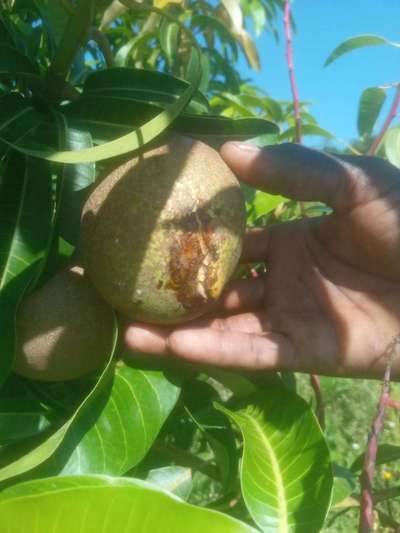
220, 141, 353, 211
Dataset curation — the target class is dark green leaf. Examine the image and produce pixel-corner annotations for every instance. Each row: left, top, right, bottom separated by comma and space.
0, 42, 40, 78
82, 67, 209, 114
0, 397, 54, 445
217, 385, 333, 532
351, 444, 400, 473
324, 34, 394, 67
0, 153, 54, 388
0, 475, 258, 532
191, 15, 238, 61
357, 87, 386, 137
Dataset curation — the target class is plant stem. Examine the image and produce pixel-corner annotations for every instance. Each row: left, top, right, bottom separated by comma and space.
89, 28, 114, 68
359, 335, 400, 532
310, 374, 325, 430
368, 84, 400, 156
283, 0, 302, 143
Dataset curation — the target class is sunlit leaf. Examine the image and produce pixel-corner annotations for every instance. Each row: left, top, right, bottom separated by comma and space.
331, 464, 356, 506
324, 34, 398, 67
217, 386, 333, 532
146, 466, 192, 500
53, 362, 181, 476
0, 475, 259, 532
191, 15, 238, 61
384, 125, 400, 168
159, 18, 180, 65
357, 87, 386, 137
279, 124, 335, 142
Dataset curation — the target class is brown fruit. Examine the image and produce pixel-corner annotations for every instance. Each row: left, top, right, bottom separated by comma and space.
14, 266, 115, 381
81, 135, 246, 324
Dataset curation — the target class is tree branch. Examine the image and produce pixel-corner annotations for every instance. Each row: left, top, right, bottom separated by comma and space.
359, 335, 400, 532
283, 0, 302, 143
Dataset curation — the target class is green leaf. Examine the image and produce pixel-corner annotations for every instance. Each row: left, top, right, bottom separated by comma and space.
0, 319, 118, 483
3, 46, 203, 163
53, 362, 181, 476
331, 464, 356, 506
357, 87, 386, 137
324, 34, 397, 67
0, 153, 54, 388
191, 15, 238, 61
54, 121, 96, 245
0, 475, 258, 532
351, 444, 400, 473
146, 466, 193, 500
279, 124, 335, 142
216, 386, 333, 532
0, 397, 54, 445
159, 18, 180, 65
384, 125, 400, 167
82, 67, 209, 114
0, 42, 40, 78
251, 190, 286, 220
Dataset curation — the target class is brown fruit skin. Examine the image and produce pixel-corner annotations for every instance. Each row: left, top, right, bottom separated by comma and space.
81, 135, 246, 324
14, 266, 115, 381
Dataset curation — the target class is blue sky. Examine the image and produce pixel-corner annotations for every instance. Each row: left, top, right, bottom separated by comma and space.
237, 0, 400, 144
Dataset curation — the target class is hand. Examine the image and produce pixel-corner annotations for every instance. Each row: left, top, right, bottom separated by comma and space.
125, 142, 400, 379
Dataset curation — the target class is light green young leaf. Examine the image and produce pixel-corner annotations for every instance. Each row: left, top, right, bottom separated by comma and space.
216, 386, 333, 533
384, 125, 400, 167
324, 34, 399, 67
0, 475, 259, 532
357, 87, 386, 137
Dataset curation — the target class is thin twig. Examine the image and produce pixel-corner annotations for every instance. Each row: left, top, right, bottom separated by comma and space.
310, 374, 325, 430
359, 335, 400, 533
368, 84, 400, 156
283, 0, 302, 143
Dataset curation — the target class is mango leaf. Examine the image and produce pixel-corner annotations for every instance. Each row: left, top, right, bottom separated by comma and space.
351, 444, 400, 473
3, 45, 203, 163
0, 42, 40, 78
52, 362, 181, 476
357, 87, 386, 137
191, 15, 238, 61
331, 464, 356, 507
146, 466, 193, 500
0, 319, 118, 484
54, 119, 96, 246
250, 190, 286, 222
0, 397, 54, 445
0, 153, 54, 388
384, 125, 400, 168
324, 34, 399, 67
33, 0, 70, 52
82, 66, 209, 114
279, 124, 335, 142
216, 386, 333, 533
159, 18, 180, 65
0, 475, 259, 532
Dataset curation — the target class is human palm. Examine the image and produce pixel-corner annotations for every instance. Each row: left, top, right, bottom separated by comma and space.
125, 143, 400, 379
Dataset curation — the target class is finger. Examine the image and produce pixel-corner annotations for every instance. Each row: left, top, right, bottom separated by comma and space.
220, 141, 354, 211
125, 311, 267, 356
218, 277, 265, 312
167, 328, 294, 370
